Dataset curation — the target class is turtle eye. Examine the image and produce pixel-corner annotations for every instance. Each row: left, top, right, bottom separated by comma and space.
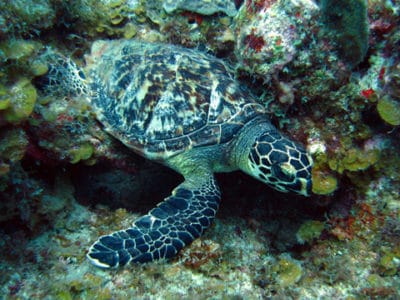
271, 162, 296, 182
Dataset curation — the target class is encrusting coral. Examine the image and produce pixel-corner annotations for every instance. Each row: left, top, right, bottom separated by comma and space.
0, 0, 399, 298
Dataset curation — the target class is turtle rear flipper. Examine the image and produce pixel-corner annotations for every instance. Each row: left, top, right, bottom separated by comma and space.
87, 175, 220, 268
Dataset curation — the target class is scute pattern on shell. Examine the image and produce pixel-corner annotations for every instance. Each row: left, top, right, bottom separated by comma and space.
87, 40, 264, 159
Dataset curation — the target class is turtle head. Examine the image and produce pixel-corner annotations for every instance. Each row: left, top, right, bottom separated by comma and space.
34, 51, 88, 99
246, 129, 313, 196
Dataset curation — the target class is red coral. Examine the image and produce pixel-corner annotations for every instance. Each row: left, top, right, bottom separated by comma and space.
179, 239, 221, 269
181, 11, 203, 25
378, 67, 385, 81
328, 203, 382, 241
360, 88, 374, 99
246, 0, 276, 13
361, 287, 398, 298
244, 30, 265, 53
56, 113, 74, 122
370, 19, 395, 36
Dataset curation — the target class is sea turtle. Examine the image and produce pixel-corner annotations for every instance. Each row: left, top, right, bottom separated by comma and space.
40, 39, 313, 268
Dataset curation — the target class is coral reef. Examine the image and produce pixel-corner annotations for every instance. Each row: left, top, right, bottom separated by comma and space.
162, 0, 238, 16
1, 79, 37, 123
376, 95, 400, 126
271, 255, 303, 287
296, 220, 325, 244
235, 0, 315, 83
0, 0, 399, 298
58, 0, 140, 37
319, 0, 369, 66
233, 0, 356, 121
0, 128, 28, 175
0, 0, 56, 36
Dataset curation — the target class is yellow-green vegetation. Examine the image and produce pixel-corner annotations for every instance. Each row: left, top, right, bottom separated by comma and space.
68, 143, 94, 164
309, 127, 382, 194
296, 220, 325, 244
123, 22, 138, 39
30, 59, 49, 76
309, 135, 382, 194
54, 275, 111, 300
378, 246, 400, 276
0, 39, 42, 62
311, 168, 338, 195
272, 257, 303, 287
376, 95, 400, 126
1, 79, 37, 123
329, 147, 380, 173
366, 273, 387, 287
56, 290, 73, 300
66, 0, 139, 37
0, 128, 28, 175
0, 84, 10, 110
0, 39, 45, 80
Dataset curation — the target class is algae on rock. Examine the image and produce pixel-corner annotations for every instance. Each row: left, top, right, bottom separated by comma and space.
319, 0, 369, 66
2, 79, 38, 123
163, 0, 237, 16
0, 0, 56, 35
377, 96, 400, 126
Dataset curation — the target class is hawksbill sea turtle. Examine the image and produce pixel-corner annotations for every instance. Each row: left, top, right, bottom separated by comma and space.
39, 39, 313, 268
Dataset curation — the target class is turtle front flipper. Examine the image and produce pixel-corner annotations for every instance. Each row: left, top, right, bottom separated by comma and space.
87, 175, 220, 268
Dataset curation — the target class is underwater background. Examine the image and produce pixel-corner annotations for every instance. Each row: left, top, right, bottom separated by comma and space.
0, 0, 399, 298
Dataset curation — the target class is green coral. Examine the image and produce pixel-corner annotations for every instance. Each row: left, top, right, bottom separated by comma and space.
68, 143, 94, 164
56, 291, 73, 300
366, 274, 386, 287
0, 39, 44, 79
2, 79, 37, 123
320, 0, 369, 66
63, 0, 138, 37
376, 95, 400, 126
162, 0, 237, 16
0, 84, 10, 110
272, 256, 303, 287
328, 147, 380, 174
296, 220, 325, 244
30, 58, 50, 76
311, 168, 338, 195
53, 276, 112, 300
0, 128, 28, 162
0, 40, 42, 62
378, 246, 400, 276
0, 128, 28, 175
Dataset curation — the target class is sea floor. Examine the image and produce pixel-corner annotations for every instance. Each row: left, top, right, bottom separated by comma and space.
1, 166, 399, 299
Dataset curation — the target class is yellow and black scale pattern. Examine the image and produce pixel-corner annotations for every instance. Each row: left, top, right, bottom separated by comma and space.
87, 40, 265, 159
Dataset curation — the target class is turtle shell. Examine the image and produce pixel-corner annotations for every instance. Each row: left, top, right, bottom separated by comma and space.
86, 40, 265, 160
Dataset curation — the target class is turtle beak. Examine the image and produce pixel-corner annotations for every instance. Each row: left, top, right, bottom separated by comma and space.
300, 177, 312, 196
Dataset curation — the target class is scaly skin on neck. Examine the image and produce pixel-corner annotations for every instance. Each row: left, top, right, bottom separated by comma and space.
228, 116, 275, 174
